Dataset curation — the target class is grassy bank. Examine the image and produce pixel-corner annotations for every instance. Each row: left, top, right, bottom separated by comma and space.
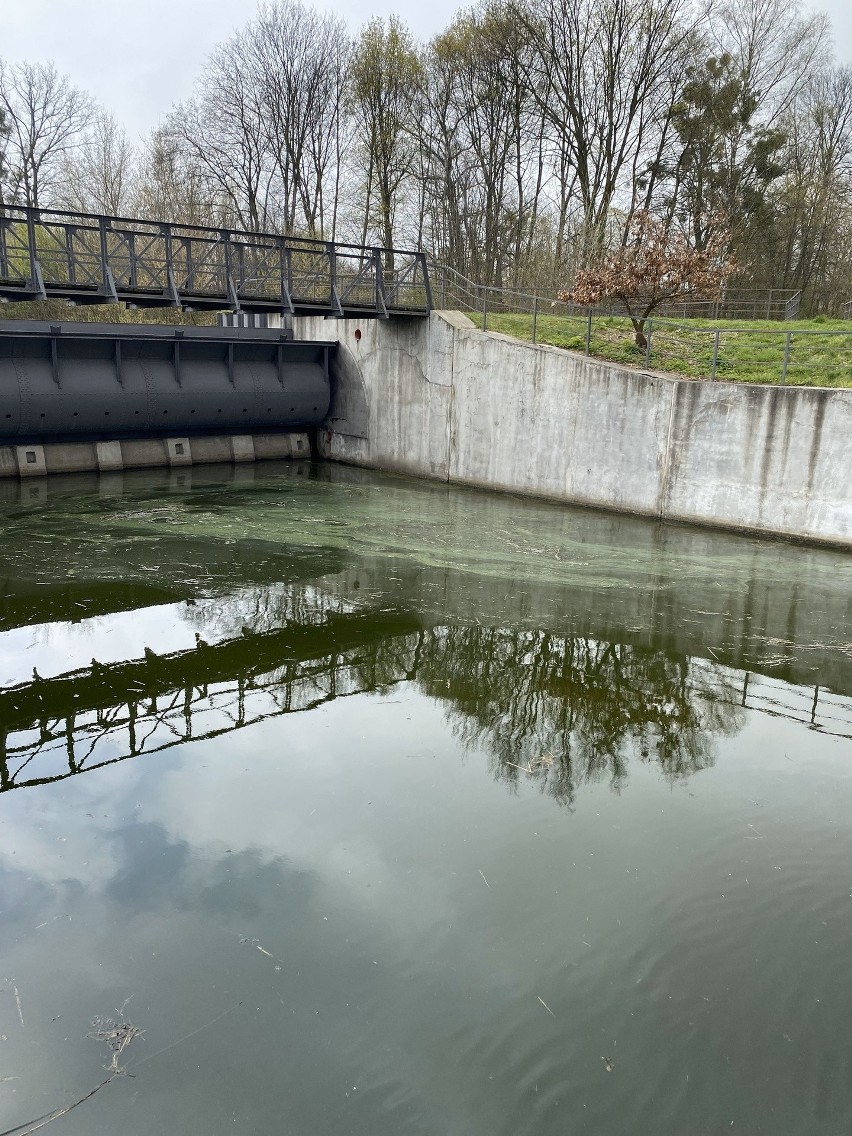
485, 311, 852, 388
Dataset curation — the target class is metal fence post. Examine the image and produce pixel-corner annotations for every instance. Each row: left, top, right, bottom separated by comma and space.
482, 286, 487, 331
644, 319, 652, 368
585, 309, 592, 355
781, 330, 791, 385
532, 294, 538, 344
711, 328, 720, 381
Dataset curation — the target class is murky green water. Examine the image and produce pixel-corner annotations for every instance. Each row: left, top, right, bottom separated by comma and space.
1, 462, 851, 1135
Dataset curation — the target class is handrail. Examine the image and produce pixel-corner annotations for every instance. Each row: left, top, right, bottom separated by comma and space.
429, 261, 852, 331
0, 204, 420, 257
0, 206, 432, 317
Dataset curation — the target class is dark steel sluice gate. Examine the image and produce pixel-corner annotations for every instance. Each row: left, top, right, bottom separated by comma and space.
0, 320, 332, 446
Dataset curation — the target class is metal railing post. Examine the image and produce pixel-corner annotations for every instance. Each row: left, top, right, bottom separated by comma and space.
65, 227, 76, 285
98, 216, 110, 293
781, 330, 791, 385
373, 247, 382, 311
585, 309, 592, 355
26, 208, 37, 286
532, 294, 538, 344
711, 328, 720, 381
162, 222, 172, 271
327, 241, 337, 305
482, 286, 487, 331
421, 253, 433, 311
0, 216, 7, 281
284, 242, 293, 304
222, 228, 231, 291
644, 319, 652, 368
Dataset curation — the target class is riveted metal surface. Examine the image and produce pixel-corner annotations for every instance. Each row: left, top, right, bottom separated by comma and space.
0, 322, 332, 445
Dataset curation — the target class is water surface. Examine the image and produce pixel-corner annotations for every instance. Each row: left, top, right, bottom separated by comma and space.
1, 463, 851, 1135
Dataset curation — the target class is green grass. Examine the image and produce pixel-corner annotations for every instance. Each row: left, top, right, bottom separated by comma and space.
484, 310, 852, 388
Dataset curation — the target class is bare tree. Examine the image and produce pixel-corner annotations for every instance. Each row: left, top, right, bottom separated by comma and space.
711, 0, 830, 127
516, 0, 701, 263
134, 126, 214, 226
165, 29, 274, 232
252, 0, 353, 237
420, 2, 546, 287
762, 67, 852, 301
57, 110, 136, 215
0, 104, 9, 195
350, 16, 423, 263
158, 2, 351, 238
0, 59, 93, 207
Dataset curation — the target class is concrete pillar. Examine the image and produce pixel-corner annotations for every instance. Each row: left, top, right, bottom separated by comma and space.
15, 445, 47, 477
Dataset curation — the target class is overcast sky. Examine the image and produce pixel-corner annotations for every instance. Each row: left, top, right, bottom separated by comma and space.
2, 0, 851, 140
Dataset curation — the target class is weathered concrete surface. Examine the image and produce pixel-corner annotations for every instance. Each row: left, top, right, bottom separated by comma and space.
0, 432, 309, 479
295, 312, 852, 549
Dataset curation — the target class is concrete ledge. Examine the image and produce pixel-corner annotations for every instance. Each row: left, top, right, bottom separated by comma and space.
16, 444, 47, 477
190, 436, 232, 464
45, 443, 99, 475
166, 437, 192, 466
254, 432, 310, 459
96, 440, 123, 472
122, 438, 170, 470
230, 435, 255, 463
0, 433, 312, 480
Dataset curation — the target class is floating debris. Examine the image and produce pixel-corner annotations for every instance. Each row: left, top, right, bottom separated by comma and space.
88, 1004, 145, 1075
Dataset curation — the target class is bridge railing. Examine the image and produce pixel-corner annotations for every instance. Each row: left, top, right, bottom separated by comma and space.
0, 205, 432, 316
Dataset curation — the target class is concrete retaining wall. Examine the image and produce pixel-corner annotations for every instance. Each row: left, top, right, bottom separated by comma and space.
294, 312, 852, 549
0, 432, 310, 479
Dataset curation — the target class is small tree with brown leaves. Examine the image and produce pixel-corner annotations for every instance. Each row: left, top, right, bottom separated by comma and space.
561, 212, 735, 349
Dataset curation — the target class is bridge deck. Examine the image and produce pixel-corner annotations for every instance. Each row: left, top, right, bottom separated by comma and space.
0, 206, 432, 317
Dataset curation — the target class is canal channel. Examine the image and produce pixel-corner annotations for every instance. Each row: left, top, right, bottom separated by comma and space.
1, 461, 851, 1135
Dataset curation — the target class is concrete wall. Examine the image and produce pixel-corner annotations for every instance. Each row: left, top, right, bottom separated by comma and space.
294, 312, 852, 549
0, 432, 310, 479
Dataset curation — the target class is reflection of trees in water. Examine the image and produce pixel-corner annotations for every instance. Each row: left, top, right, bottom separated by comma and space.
415, 627, 744, 806
179, 596, 748, 804
184, 583, 353, 642
6, 581, 747, 802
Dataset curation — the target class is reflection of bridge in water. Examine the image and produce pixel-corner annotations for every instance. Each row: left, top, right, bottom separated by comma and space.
0, 610, 422, 793
3, 606, 852, 798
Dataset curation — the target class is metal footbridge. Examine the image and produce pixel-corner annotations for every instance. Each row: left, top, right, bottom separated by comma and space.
0, 206, 432, 318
